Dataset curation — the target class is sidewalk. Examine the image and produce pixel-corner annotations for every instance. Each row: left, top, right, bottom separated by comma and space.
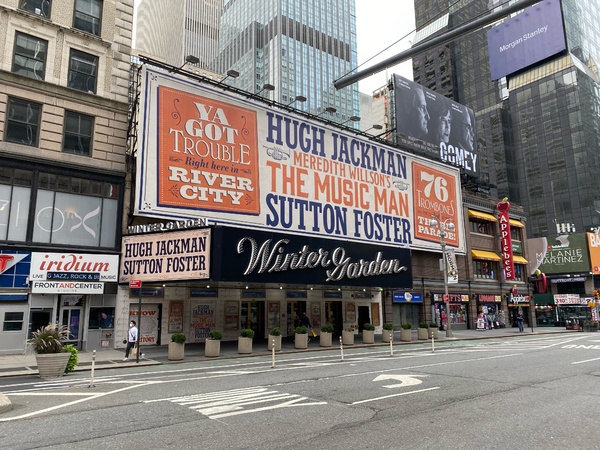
0, 327, 581, 379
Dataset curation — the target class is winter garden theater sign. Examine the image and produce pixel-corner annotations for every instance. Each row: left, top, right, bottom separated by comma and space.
211, 227, 412, 288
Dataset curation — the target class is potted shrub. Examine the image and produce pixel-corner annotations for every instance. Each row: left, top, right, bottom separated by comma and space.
362, 323, 375, 344
320, 323, 334, 347
29, 324, 72, 378
400, 323, 412, 342
63, 344, 79, 374
429, 322, 439, 339
382, 323, 394, 343
168, 332, 187, 361
268, 326, 282, 351
205, 330, 222, 357
238, 328, 254, 354
342, 326, 355, 345
295, 325, 308, 349
418, 322, 429, 340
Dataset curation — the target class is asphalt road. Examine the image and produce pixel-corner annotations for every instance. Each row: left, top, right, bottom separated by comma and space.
1, 333, 599, 449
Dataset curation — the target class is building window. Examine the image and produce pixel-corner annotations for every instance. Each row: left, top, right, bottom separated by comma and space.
19, 0, 51, 17
511, 227, 522, 241
5, 97, 41, 146
469, 220, 493, 235
73, 0, 103, 35
12, 32, 47, 80
473, 260, 496, 279
68, 49, 98, 93
514, 264, 525, 281
63, 111, 93, 156
3, 312, 24, 331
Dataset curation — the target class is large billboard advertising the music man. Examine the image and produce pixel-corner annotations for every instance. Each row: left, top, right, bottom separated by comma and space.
135, 66, 466, 254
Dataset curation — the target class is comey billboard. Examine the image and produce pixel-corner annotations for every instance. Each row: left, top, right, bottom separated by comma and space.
487, 0, 566, 80
135, 66, 466, 254
392, 75, 478, 177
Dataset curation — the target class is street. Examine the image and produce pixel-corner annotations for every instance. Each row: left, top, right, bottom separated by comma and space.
1, 333, 599, 449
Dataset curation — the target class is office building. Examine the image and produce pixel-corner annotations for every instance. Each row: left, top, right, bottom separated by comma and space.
412, 0, 600, 239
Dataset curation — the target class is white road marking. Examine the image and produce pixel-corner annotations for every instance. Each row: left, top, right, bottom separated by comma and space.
571, 356, 600, 365
373, 374, 427, 388
352, 387, 440, 404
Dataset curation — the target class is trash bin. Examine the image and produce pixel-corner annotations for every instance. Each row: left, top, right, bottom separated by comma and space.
565, 318, 577, 330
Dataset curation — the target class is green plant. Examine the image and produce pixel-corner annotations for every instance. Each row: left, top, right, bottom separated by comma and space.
418, 321, 429, 329
382, 323, 394, 330
429, 322, 438, 328
269, 327, 281, 336
295, 325, 307, 334
240, 328, 255, 339
321, 323, 334, 333
171, 332, 187, 344
63, 344, 78, 374
401, 323, 412, 330
29, 324, 69, 354
363, 323, 375, 331
208, 330, 223, 340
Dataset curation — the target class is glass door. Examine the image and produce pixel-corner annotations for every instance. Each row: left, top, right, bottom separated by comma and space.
240, 301, 264, 336
61, 307, 83, 348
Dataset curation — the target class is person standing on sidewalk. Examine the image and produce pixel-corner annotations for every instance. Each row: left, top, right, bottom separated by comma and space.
123, 320, 144, 361
301, 313, 312, 344
516, 311, 524, 333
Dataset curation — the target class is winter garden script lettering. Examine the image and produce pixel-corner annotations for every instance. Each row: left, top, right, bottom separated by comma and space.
237, 237, 408, 282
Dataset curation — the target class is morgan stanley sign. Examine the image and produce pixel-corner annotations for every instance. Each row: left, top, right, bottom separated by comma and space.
487, 0, 566, 80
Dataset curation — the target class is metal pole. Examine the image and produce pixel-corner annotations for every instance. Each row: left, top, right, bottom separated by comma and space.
87, 350, 96, 388
271, 338, 275, 368
441, 226, 453, 338
136, 287, 142, 363
339, 336, 344, 361
431, 331, 435, 353
389, 336, 393, 357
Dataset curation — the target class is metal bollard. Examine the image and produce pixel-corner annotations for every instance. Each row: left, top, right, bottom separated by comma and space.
271, 338, 275, 368
87, 350, 96, 388
390, 336, 393, 356
339, 336, 344, 361
431, 332, 435, 353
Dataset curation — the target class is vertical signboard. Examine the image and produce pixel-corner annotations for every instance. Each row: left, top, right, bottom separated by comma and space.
497, 199, 514, 280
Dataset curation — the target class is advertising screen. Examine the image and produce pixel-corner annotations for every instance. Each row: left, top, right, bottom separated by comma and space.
392, 75, 478, 177
487, 0, 566, 80
136, 66, 466, 253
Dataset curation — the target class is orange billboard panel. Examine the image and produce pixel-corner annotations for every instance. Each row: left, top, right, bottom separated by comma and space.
412, 161, 460, 247
587, 232, 600, 274
157, 86, 260, 215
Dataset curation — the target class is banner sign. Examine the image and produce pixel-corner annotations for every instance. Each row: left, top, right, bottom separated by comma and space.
497, 199, 514, 280
587, 232, 600, 274
554, 294, 587, 305
135, 66, 465, 254
31, 280, 104, 294
211, 226, 412, 288
30, 252, 119, 282
0, 250, 30, 289
433, 293, 469, 302
393, 292, 423, 303
487, 0, 566, 80
445, 249, 458, 284
120, 228, 210, 283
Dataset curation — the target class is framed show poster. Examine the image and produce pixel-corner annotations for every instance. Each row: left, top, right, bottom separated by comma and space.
310, 301, 321, 328
268, 302, 280, 329
371, 302, 380, 326
345, 302, 356, 323
168, 300, 184, 333
225, 301, 239, 330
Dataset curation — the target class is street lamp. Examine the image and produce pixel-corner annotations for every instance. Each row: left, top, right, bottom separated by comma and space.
430, 217, 456, 338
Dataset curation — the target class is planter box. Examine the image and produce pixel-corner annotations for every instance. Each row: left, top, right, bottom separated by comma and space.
268, 334, 282, 351
429, 328, 439, 339
238, 336, 253, 354
418, 328, 429, 340
342, 330, 355, 345
382, 329, 394, 343
295, 333, 308, 349
35, 353, 70, 378
362, 329, 375, 344
168, 342, 185, 361
400, 328, 412, 342
204, 339, 221, 357
320, 331, 333, 347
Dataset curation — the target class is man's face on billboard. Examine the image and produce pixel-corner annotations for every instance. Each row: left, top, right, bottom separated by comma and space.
414, 89, 429, 135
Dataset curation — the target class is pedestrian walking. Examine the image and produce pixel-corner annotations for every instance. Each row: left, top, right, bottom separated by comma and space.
516, 311, 524, 333
123, 320, 144, 361
301, 313, 312, 343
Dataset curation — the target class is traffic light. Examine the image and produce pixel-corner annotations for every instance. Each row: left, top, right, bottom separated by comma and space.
594, 290, 599, 301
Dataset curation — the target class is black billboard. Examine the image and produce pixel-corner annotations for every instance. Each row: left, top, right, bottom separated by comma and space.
210, 226, 412, 288
392, 74, 478, 177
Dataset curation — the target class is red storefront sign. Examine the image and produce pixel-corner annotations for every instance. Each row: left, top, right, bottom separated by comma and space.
497, 199, 515, 280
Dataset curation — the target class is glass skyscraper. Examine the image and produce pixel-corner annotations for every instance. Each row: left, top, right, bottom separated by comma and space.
412, 0, 600, 239
217, 0, 360, 122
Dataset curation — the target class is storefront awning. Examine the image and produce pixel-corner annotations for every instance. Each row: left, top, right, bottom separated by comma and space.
509, 219, 524, 228
512, 255, 528, 264
471, 250, 502, 261
468, 210, 497, 222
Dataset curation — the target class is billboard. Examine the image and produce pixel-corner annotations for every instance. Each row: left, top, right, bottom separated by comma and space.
392, 75, 478, 177
487, 0, 566, 80
538, 233, 590, 274
136, 66, 466, 254
587, 232, 600, 274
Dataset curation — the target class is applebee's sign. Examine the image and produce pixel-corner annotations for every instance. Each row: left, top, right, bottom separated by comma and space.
497, 198, 515, 280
